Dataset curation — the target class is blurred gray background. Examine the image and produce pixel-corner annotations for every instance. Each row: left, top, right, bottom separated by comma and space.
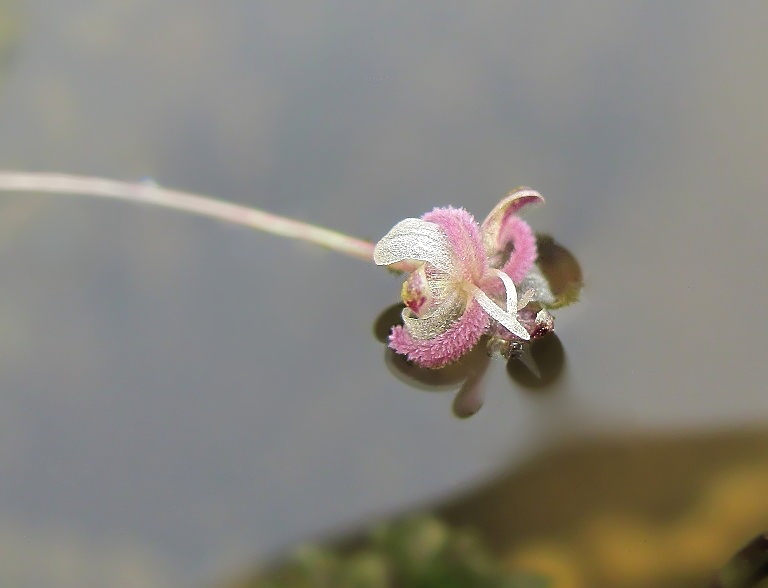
0, 2, 766, 586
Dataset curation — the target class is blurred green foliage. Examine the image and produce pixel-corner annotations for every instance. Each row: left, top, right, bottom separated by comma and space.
237, 516, 550, 588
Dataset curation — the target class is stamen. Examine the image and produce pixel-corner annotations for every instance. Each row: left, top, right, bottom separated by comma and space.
492, 269, 518, 314
473, 270, 530, 340
517, 288, 536, 310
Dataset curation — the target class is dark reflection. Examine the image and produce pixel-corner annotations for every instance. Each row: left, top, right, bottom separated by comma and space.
535, 234, 583, 309
383, 346, 491, 419
709, 533, 768, 588
384, 347, 473, 390
372, 303, 406, 345
375, 303, 491, 418
374, 303, 566, 415
452, 350, 491, 418
506, 332, 566, 389
711, 533, 768, 588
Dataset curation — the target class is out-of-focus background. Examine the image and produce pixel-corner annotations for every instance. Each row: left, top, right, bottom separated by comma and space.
0, 2, 767, 586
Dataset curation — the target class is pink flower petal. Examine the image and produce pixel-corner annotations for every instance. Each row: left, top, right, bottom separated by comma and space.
498, 215, 538, 283
422, 207, 486, 283
480, 187, 544, 241
480, 188, 541, 285
388, 299, 489, 368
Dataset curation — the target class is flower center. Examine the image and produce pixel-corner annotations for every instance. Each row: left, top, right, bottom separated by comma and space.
401, 265, 432, 315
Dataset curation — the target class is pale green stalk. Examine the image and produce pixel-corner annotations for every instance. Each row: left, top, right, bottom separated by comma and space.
0, 172, 378, 263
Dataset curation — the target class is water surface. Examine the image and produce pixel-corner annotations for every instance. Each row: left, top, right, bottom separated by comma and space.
0, 2, 766, 585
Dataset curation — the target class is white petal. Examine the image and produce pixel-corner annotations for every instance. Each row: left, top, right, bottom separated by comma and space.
374, 218, 455, 273
491, 268, 518, 314
473, 274, 530, 340
402, 290, 465, 340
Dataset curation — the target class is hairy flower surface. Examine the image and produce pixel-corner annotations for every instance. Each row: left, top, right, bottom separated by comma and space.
374, 188, 545, 368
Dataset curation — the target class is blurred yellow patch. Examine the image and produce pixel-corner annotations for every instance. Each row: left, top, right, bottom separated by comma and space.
505, 541, 584, 588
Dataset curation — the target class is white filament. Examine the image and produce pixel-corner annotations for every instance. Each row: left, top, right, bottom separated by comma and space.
473, 270, 530, 340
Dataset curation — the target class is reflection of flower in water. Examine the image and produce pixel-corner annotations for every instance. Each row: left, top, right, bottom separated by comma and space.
375, 303, 567, 418
374, 188, 554, 368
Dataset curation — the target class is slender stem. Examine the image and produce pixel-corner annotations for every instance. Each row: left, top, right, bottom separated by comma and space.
0, 171, 377, 263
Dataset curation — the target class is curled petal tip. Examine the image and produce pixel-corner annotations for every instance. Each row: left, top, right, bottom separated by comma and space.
507, 186, 544, 203
481, 187, 544, 236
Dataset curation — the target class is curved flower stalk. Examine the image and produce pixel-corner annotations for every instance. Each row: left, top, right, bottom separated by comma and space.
374, 188, 548, 368
0, 172, 569, 372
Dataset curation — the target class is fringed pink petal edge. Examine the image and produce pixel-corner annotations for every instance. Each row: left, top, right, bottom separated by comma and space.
388, 299, 489, 368
422, 206, 487, 283
499, 216, 538, 283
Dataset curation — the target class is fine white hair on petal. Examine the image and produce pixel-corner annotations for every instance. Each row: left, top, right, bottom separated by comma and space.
473, 281, 530, 340
373, 218, 455, 273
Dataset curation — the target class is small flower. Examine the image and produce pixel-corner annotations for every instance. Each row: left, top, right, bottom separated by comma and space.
374, 188, 545, 368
